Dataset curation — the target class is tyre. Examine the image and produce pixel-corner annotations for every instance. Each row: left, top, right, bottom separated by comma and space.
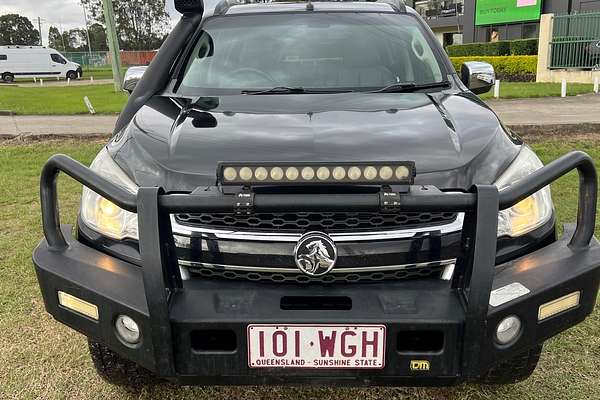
2, 72, 14, 83
479, 344, 543, 384
88, 339, 160, 388
66, 70, 78, 80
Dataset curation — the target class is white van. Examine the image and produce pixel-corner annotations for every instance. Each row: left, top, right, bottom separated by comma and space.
0, 45, 82, 82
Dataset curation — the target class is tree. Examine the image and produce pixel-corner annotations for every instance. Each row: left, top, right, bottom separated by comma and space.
88, 23, 108, 51
0, 14, 40, 46
48, 26, 65, 51
80, 0, 170, 50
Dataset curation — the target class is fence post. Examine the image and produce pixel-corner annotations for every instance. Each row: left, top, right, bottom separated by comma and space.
536, 14, 555, 83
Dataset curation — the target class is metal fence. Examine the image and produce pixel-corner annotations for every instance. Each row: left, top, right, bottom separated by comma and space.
64, 51, 109, 68
550, 12, 600, 70
63, 51, 157, 70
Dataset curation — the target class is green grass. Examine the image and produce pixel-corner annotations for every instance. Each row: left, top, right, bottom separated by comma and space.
0, 84, 127, 115
480, 82, 595, 100
0, 138, 598, 399
0, 81, 598, 115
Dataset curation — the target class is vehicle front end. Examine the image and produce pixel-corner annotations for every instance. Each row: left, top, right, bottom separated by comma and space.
33, 0, 600, 388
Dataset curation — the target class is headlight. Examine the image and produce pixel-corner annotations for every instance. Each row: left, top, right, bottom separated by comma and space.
496, 146, 553, 237
80, 148, 139, 240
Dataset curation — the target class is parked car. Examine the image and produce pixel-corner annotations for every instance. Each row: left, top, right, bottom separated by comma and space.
33, 0, 599, 389
0, 45, 81, 82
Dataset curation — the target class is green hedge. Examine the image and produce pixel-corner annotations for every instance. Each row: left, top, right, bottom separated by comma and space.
449, 56, 538, 81
447, 39, 538, 57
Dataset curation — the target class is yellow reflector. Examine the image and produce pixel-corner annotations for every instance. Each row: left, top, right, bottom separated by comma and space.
58, 291, 99, 320
538, 291, 580, 321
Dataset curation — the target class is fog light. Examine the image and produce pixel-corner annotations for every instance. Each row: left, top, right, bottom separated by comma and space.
495, 315, 521, 345
115, 315, 140, 344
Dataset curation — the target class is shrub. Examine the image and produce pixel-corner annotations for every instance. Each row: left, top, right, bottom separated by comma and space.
510, 39, 539, 55
446, 39, 538, 57
449, 56, 538, 82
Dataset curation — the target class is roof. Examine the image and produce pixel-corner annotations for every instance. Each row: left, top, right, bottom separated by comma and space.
209, 1, 412, 17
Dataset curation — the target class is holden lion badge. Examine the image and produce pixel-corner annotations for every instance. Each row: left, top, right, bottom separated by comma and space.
294, 232, 338, 276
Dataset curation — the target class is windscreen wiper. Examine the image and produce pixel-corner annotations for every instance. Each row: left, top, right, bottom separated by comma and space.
370, 81, 451, 93
242, 87, 354, 95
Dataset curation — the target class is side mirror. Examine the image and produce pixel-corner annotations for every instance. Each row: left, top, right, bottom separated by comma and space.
122, 66, 148, 94
460, 62, 495, 94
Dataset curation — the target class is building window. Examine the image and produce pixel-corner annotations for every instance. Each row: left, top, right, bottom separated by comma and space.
0, 55, 7, 61
522, 24, 539, 39
414, 1, 464, 19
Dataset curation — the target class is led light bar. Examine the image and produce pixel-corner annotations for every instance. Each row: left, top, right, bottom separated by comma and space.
538, 291, 580, 321
217, 162, 415, 185
57, 291, 99, 320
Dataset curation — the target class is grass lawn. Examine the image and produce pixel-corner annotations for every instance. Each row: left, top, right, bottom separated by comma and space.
0, 137, 598, 399
0, 82, 598, 115
479, 82, 595, 100
0, 84, 127, 115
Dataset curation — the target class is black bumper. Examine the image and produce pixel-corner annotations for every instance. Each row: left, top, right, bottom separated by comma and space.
33, 226, 600, 385
33, 151, 600, 386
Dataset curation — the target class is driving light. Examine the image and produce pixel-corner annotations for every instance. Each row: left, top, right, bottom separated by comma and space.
317, 167, 330, 180
396, 166, 410, 179
379, 166, 393, 180
218, 162, 415, 185
239, 167, 253, 181
301, 166, 315, 180
286, 167, 299, 180
495, 315, 521, 345
496, 147, 553, 237
115, 315, 140, 345
223, 167, 237, 181
333, 166, 346, 180
254, 167, 268, 181
364, 166, 378, 180
58, 291, 99, 320
538, 292, 580, 321
270, 167, 284, 180
80, 149, 139, 240
348, 166, 362, 180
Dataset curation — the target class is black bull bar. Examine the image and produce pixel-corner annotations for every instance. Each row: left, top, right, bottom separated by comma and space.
37, 151, 598, 381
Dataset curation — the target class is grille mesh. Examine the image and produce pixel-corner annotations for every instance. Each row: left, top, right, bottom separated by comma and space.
188, 264, 446, 284
176, 211, 457, 232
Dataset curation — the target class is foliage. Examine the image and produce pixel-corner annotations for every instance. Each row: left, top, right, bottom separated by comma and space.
450, 55, 538, 81
80, 0, 170, 50
0, 14, 40, 46
447, 39, 538, 57
48, 24, 108, 52
88, 23, 108, 51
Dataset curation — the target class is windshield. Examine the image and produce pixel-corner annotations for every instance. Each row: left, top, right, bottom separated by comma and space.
179, 12, 446, 94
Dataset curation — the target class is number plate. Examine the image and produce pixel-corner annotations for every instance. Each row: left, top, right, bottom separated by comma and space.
247, 324, 386, 369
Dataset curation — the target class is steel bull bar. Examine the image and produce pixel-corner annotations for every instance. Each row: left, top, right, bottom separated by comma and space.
36, 151, 599, 382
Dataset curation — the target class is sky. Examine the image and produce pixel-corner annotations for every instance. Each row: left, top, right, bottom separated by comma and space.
0, 0, 219, 45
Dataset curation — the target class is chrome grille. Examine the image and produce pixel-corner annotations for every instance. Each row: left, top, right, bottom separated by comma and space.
175, 211, 458, 233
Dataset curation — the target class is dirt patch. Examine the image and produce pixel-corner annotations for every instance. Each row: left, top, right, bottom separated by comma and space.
0, 134, 110, 146
507, 124, 600, 143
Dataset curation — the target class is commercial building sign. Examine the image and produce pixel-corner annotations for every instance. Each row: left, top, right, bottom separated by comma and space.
475, 0, 543, 26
